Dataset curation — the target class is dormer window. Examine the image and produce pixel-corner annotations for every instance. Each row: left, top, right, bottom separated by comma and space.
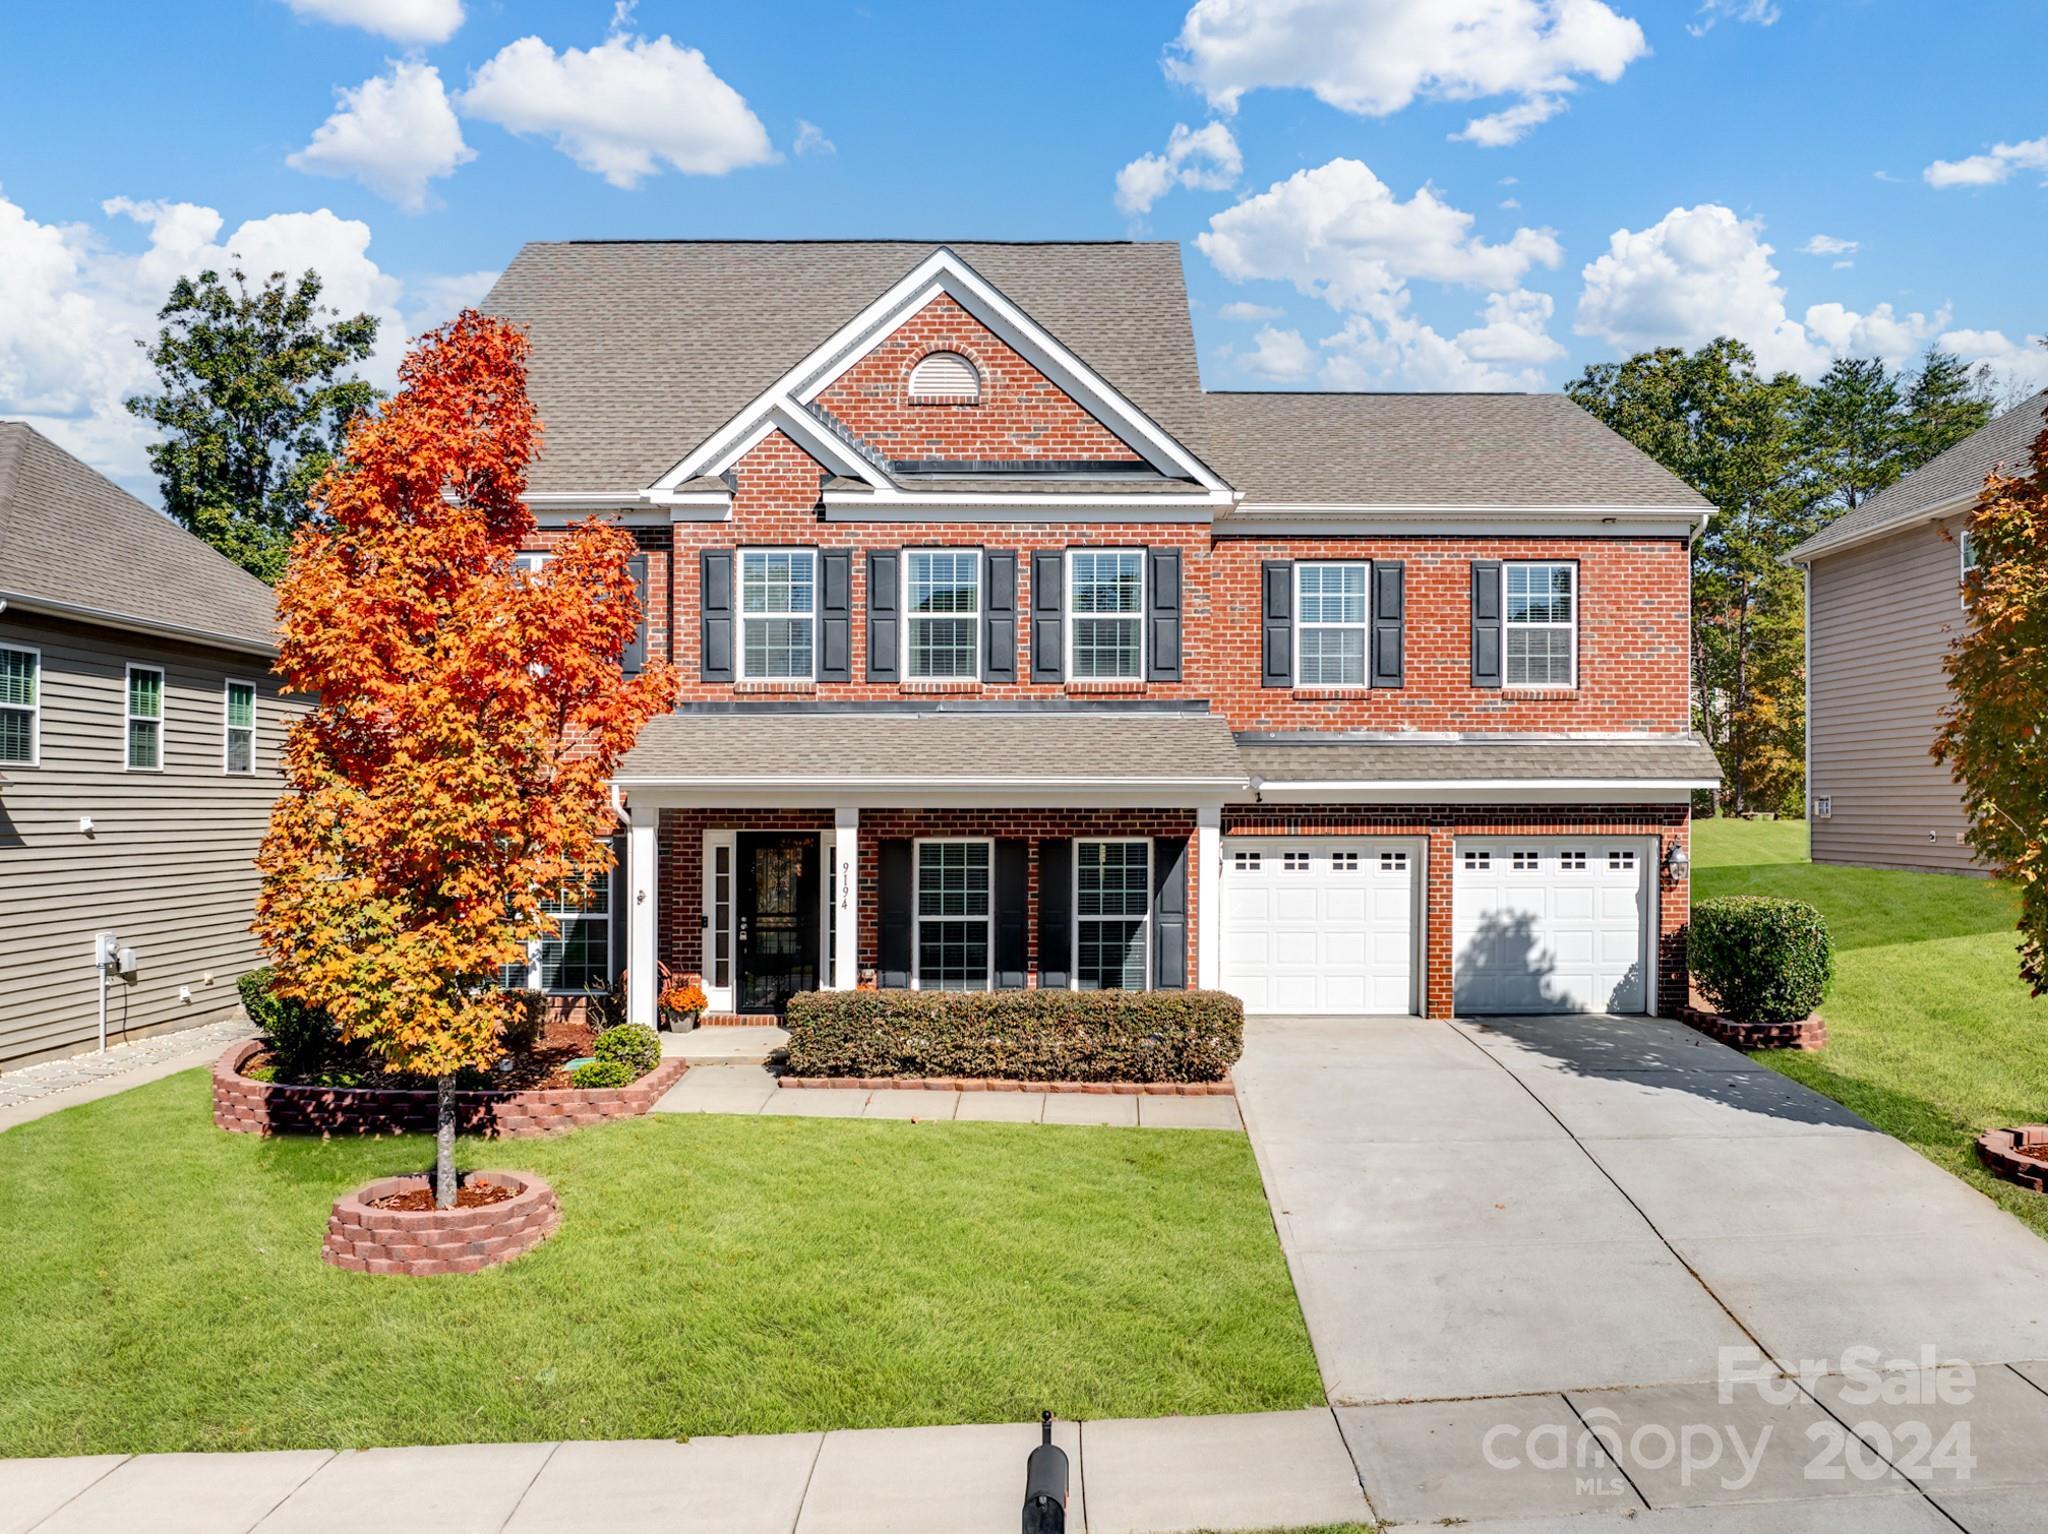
909, 350, 980, 403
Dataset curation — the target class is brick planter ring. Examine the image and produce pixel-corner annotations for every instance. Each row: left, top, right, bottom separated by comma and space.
324, 1170, 558, 1276
1677, 1006, 1826, 1052
213, 1041, 687, 1138
1977, 1126, 2048, 1194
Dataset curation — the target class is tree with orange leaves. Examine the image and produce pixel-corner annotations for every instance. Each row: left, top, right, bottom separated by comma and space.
255, 311, 677, 1205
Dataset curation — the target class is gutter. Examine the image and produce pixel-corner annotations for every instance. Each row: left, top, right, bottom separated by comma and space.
0, 590, 277, 658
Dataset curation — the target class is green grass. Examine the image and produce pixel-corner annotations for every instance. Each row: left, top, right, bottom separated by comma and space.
0, 1073, 1321, 1455
1694, 817, 2048, 1238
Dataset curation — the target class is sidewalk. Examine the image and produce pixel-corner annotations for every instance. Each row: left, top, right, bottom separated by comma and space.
0, 1410, 1370, 1534
0, 1017, 253, 1133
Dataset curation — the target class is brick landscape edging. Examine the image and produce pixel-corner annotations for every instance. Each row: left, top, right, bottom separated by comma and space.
1977, 1126, 2048, 1193
323, 1170, 559, 1276
213, 1041, 687, 1137
778, 1074, 1234, 1096
1676, 1006, 1827, 1052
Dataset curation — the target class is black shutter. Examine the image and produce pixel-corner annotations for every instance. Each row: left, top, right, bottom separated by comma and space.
1031, 550, 1064, 684
700, 550, 734, 683
1146, 547, 1182, 682
1471, 560, 1503, 689
878, 839, 913, 988
1371, 560, 1405, 689
819, 548, 852, 682
608, 832, 630, 987
994, 839, 1029, 989
1152, 836, 1189, 990
1262, 560, 1293, 688
1037, 838, 1072, 990
867, 549, 900, 682
983, 550, 1018, 684
620, 552, 650, 675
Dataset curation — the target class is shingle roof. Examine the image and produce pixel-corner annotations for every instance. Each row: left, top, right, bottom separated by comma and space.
1197, 392, 1711, 509
0, 423, 278, 653
616, 710, 1246, 785
483, 241, 1208, 495
1790, 390, 2048, 562
1239, 737, 1723, 784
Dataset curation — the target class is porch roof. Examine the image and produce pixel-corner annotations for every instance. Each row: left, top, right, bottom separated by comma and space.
1239, 735, 1722, 804
614, 709, 1248, 804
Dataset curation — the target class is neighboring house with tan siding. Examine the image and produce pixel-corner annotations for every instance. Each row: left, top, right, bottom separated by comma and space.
1789, 390, 2048, 875
0, 423, 301, 1066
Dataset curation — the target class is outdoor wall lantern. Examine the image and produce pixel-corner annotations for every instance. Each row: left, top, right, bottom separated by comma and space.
1664, 842, 1690, 883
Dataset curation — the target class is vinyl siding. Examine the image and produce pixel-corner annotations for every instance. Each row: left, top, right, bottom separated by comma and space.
1806, 517, 1980, 874
0, 612, 303, 1066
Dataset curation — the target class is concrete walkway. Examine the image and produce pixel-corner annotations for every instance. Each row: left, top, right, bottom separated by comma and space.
0, 1016, 253, 1133
1235, 1012, 2048, 1528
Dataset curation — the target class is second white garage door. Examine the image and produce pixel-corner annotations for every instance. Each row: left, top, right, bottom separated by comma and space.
1220, 838, 1419, 1014
1451, 837, 1653, 1015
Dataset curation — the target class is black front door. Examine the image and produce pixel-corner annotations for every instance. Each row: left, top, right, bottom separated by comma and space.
736, 833, 821, 1015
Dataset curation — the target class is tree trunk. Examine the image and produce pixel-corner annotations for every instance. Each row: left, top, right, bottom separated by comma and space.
435, 1073, 458, 1209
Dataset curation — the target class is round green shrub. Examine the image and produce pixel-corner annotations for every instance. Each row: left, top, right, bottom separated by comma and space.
570, 1058, 636, 1089
236, 964, 341, 1082
1688, 895, 1834, 1025
591, 1023, 661, 1078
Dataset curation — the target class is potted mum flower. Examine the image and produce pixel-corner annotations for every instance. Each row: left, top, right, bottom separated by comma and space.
660, 980, 709, 1031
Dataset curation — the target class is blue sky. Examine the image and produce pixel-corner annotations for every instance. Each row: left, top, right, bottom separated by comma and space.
3, 0, 2043, 499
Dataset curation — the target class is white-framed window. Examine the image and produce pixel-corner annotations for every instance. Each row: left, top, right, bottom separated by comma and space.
223, 679, 257, 774
1379, 850, 1409, 873
1960, 530, 1979, 609
124, 664, 164, 771
0, 644, 38, 767
915, 838, 992, 991
1295, 561, 1370, 687
1505, 562, 1576, 687
905, 549, 980, 680
739, 549, 817, 681
536, 865, 611, 995
1813, 795, 1833, 820
909, 351, 980, 401
1067, 549, 1144, 680
514, 550, 552, 576
1075, 838, 1151, 991
1560, 850, 1588, 871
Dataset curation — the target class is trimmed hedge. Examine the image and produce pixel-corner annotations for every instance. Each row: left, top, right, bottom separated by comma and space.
1688, 895, 1834, 1026
781, 989, 1244, 1084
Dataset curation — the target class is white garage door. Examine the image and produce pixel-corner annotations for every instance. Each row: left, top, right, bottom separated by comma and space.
1221, 838, 1419, 1015
1452, 837, 1652, 1015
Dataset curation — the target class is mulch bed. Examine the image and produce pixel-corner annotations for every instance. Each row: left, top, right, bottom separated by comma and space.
367, 1181, 516, 1213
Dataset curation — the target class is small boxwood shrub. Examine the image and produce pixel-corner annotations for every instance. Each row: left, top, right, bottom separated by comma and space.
1689, 896, 1834, 1026
782, 989, 1244, 1084
236, 965, 342, 1081
592, 1023, 661, 1078
570, 1059, 636, 1089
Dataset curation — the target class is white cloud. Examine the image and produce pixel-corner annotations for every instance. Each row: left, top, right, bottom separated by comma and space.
1219, 300, 1284, 321
288, 60, 472, 211
1688, 0, 1778, 35
1165, 0, 1647, 146
1114, 121, 1241, 215
280, 0, 464, 45
793, 120, 836, 157
1318, 292, 1562, 392
1939, 328, 2048, 393
1199, 159, 1561, 313
1800, 233, 1857, 257
1575, 203, 1946, 375
405, 268, 500, 333
1924, 135, 2048, 189
1453, 93, 1564, 148
1231, 325, 1317, 380
459, 30, 776, 187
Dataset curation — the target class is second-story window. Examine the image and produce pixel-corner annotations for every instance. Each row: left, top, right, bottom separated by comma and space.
906, 549, 980, 680
0, 645, 37, 766
125, 664, 164, 771
1505, 562, 1576, 687
1296, 562, 1369, 686
1068, 549, 1143, 680
740, 549, 817, 681
224, 680, 256, 774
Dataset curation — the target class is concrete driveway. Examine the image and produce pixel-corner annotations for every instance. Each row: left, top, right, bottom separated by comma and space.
1235, 1013, 2048, 1529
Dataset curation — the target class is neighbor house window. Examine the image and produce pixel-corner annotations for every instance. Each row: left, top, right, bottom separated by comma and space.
740, 549, 817, 680
125, 665, 164, 770
223, 680, 256, 774
514, 551, 552, 577
537, 868, 610, 994
1505, 562, 1576, 687
906, 549, 980, 680
1075, 839, 1150, 991
915, 838, 991, 991
1068, 549, 1143, 680
1296, 562, 1369, 686
0, 645, 37, 766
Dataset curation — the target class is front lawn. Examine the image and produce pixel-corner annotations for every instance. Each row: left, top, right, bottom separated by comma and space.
1694, 818, 2048, 1238
0, 1073, 1320, 1455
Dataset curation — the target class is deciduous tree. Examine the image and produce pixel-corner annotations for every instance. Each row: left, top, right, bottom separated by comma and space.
254, 311, 676, 1205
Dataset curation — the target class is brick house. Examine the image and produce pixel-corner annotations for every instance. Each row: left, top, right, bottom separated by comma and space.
482, 240, 1717, 1025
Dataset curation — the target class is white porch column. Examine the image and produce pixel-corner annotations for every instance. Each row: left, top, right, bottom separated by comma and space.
833, 805, 860, 990
626, 800, 659, 1027
1196, 804, 1222, 991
